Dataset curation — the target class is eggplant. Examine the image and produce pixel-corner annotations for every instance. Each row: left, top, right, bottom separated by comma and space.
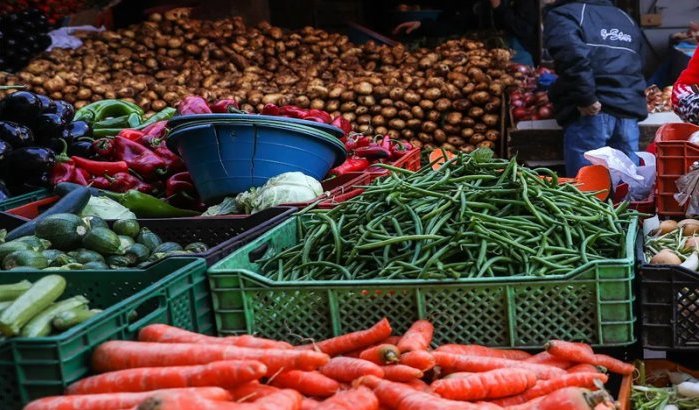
0, 180, 10, 202
36, 94, 56, 114
0, 121, 34, 147
0, 140, 12, 163
54, 101, 75, 123
0, 91, 42, 123
68, 138, 95, 158
62, 121, 91, 141
3, 147, 55, 175
32, 113, 66, 143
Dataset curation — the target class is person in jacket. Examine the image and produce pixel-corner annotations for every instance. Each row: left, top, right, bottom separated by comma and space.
544, 0, 647, 176
673, 42, 699, 125
489, 0, 539, 65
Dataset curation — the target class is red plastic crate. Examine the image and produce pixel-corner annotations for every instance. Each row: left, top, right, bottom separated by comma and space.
629, 194, 655, 215
363, 147, 422, 177
654, 123, 699, 217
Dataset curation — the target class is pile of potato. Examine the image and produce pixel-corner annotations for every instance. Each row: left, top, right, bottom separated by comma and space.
1, 8, 515, 153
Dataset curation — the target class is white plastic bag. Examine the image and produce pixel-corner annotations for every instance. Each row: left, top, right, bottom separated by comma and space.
583, 147, 655, 201
47, 25, 105, 51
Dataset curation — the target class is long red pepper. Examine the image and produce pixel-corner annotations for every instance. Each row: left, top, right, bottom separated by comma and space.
71, 156, 129, 175
329, 157, 370, 176
96, 136, 168, 179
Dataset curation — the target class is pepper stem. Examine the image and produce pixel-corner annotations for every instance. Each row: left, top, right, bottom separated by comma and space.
55, 139, 71, 163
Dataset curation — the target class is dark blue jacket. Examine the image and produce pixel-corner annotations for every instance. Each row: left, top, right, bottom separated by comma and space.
544, 0, 647, 125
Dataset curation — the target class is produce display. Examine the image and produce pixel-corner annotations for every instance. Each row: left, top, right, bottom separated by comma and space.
645, 85, 674, 114
0, 275, 101, 338
643, 218, 699, 269
1, 8, 513, 153
259, 149, 633, 281
0, 9, 52, 72
23, 318, 630, 410
632, 362, 699, 410
508, 66, 555, 123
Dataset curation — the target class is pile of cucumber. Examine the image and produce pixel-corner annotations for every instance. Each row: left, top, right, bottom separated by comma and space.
0, 276, 102, 338
0, 214, 208, 270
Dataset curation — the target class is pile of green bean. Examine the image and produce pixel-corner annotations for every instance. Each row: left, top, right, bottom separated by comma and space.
260, 150, 635, 281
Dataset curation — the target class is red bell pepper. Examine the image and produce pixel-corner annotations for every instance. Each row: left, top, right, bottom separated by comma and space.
72, 156, 129, 175
90, 176, 112, 190
111, 136, 168, 179
152, 143, 185, 174
72, 167, 90, 185
389, 140, 414, 160
50, 161, 75, 185
329, 157, 370, 176
177, 96, 212, 115
303, 109, 332, 124
354, 145, 391, 160
278, 105, 307, 119
210, 99, 240, 113
331, 116, 352, 135
165, 171, 197, 198
118, 129, 146, 142
108, 172, 142, 192
261, 103, 280, 116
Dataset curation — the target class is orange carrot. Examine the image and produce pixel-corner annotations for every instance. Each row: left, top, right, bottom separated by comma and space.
432, 352, 566, 380
502, 397, 544, 410
432, 368, 537, 401
436, 344, 531, 361
270, 370, 340, 397
524, 352, 572, 369
443, 372, 474, 380
301, 398, 320, 410
357, 375, 501, 410
67, 360, 266, 394
380, 365, 423, 382
299, 319, 392, 357
592, 354, 634, 375
404, 378, 432, 393
314, 387, 379, 410
359, 344, 400, 365
522, 387, 606, 410
493, 373, 609, 407
382, 336, 401, 345
320, 357, 384, 383
138, 389, 302, 410
567, 364, 602, 374
92, 341, 329, 375
24, 388, 232, 410
138, 324, 292, 349
229, 381, 279, 402
396, 320, 433, 353
544, 340, 596, 364
398, 350, 435, 372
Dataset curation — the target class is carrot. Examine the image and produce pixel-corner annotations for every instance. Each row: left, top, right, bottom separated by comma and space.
138, 389, 302, 410
432, 368, 537, 401
436, 344, 531, 361
301, 398, 320, 410
432, 352, 566, 380
493, 373, 609, 407
230, 381, 279, 402
92, 341, 329, 375
270, 370, 340, 397
24, 388, 232, 410
299, 319, 392, 357
380, 365, 423, 382
404, 378, 432, 393
502, 397, 544, 410
398, 350, 435, 372
138, 324, 292, 349
320, 357, 384, 383
443, 372, 474, 380
520, 387, 607, 410
592, 354, 634, 375
524, 352, 572, 369
359, 344, 400, 365
544, 340, 595, 364
314, 387, 379, 410
67, 360, 266, 394
382, 336, 401, 345
396, 320, 433, 353
567, 364, 602, 374
357, 375, 501, 410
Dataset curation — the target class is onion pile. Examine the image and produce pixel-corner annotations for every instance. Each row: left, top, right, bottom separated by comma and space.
645, 85, 673, 113
0, 8, 514, 153
509, 89, 553, 122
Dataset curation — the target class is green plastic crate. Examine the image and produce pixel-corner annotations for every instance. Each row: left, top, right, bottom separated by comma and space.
0, 188, 50, 212
209, 215, 637, 349
0, 258, 212, 409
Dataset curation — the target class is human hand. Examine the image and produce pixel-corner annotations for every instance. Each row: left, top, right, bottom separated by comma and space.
489, 0, 503, 8
393, 21, 421, 35
578, 101, 602, 116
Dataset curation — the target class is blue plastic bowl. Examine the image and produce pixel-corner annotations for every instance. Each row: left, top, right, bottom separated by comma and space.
167, 116, 346, 204
168, 114, 346, 138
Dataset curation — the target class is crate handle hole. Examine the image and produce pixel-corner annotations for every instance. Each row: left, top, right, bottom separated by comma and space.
249, 243, 270, 263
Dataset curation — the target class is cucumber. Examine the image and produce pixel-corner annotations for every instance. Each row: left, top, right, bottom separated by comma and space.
0, 241, 33, 260
7, 187, 91, 241
68, 248, 105, 264
35, 214, 89, 251
113, 219, 140, 238
153, 242, 183, 254
52, 308, 101, 331
0, 280, 32, 301
3, 250, 49, 270
83, 261, 109, 270
54, 182, 102, 198
126, 243, 151, 263
0, 275, 66, 336
50, 254, 75, 267
136, 228, 162, 251
20, 296, 89, 337
16, 236, 52, 251
42, 249, 66, 263
185, 242, 209, 253
61, 263, 85, 270
107, 254, 136, 269
82, 228, 122, 255
83, 216, 109, 230
118, 235, 136, 254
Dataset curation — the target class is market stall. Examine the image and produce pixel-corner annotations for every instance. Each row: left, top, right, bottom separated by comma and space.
0, 2, 698, 410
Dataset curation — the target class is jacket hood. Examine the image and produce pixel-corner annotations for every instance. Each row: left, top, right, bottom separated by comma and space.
544, 0, 613, 13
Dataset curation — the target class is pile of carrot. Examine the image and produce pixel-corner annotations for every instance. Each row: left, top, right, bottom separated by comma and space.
23, 318, 633, 410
